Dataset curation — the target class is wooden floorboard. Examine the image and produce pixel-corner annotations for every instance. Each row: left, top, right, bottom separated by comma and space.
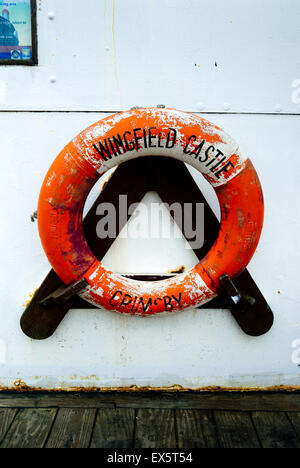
1, 391, 300, 411
0, 393, 300, 448
90, 408, 135, 448
214, 411, 261, 448
252, 411, 300, 448
135, 409, 177, 448
287, 412, 300, 440
176, 409, 219, 448
0, 408, 57, 448
0, 409, 18, 445
45, 408, 97, 448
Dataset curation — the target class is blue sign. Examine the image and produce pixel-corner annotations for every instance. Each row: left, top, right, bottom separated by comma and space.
0, 1, 32, 61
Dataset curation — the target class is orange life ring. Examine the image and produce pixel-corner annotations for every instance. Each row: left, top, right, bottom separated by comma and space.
38, 108, 264, 316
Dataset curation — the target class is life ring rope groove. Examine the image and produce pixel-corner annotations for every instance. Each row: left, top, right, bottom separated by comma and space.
38, 108, 264, 316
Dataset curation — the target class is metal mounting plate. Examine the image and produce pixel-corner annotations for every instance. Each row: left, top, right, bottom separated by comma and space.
21, 157, 274, 339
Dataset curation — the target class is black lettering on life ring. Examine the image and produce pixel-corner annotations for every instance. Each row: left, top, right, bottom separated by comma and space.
109, 291, 183, 313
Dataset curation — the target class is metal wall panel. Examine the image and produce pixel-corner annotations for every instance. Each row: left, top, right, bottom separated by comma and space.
0, 0, 299, 113
1, 0, 299, 390
0, 111, 299, 390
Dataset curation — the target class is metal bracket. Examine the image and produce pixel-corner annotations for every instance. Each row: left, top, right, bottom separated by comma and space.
21, 156, 274, 339
30, 210, 37, 222
219, 273, 273, 336
220, 274, 256, 309
39, 278, 88, 307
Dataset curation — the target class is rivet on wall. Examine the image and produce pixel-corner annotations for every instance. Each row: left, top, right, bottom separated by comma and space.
48, 12, 55, 20
49, 76, 57, 84
196, 102, 205, 111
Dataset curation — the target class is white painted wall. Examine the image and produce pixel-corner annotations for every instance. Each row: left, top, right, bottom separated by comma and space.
0, 0, 300, 390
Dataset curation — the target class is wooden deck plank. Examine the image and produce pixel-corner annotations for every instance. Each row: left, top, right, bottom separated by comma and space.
90, 408, 135, 448
214, 411, 260, 448
0, 405, 300, 448
0, 408, 56, 448
135, 409, 176, 448
0, 409, 18, 444
287, 412, 300, 440
176, 409, 219, 448
252, 411, 300, 448
0, 392, 300, 411
45, 408, 96, 448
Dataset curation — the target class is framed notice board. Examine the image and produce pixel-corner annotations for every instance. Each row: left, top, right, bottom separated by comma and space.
0, 0, 37, 65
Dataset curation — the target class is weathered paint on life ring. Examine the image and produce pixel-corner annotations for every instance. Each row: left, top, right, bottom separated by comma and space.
38, 108, 264, 316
